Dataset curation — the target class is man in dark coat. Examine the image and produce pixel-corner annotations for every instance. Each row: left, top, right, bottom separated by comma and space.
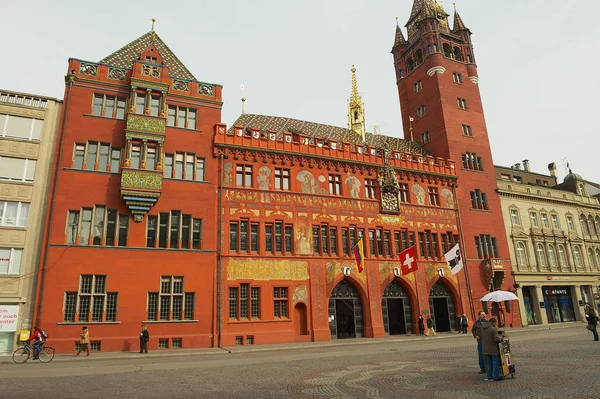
139, 324, 149, 353
481, 317, 503, 381
472, 311, 487, 374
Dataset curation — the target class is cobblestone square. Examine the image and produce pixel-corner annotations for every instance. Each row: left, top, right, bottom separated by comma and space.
0, 325, 598, 399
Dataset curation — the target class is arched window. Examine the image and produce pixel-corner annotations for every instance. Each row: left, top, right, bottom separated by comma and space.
453, 46, 464, 61
558, 245, 567, 266
595, 217, 600, 235
573, 246, 583, 268
587, 248, 596, 268
580, 214, 589, 235
536, 244, 546, 267
415, 49, 423, 65
596, 249, 600, 268
588, 215, 596, 235
406, 57, 415, 73
547, 244, 557, 267
443, 43, 452, 58
516, 242, 527, 266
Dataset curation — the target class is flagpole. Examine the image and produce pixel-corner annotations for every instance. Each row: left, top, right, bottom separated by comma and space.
451, 184, 476, 321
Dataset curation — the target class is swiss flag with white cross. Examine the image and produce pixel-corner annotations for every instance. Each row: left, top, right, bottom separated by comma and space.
399, 245, 418, 276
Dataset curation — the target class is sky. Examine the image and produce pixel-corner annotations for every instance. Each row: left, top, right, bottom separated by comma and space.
2, 0, 599, 183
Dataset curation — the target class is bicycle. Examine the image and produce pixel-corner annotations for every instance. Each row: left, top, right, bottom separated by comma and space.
13, 342, 55, 364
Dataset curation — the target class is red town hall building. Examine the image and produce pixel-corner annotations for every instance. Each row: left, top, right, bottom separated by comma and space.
34, 0, 520, 352
34, 31, 223, 352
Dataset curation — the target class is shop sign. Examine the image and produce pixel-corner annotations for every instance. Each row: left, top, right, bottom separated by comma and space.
546, 276, 569, 281
0, 305, 19, 332
544, 289, 568, 295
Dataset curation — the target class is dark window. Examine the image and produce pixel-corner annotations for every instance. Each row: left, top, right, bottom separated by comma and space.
118, 215, 128, 247
365, 179, 377, 199
170, 211, 181, 249
105, 209, 117, 246
475, 235, 499, 259
274, 168, 291, 190
462, 152, 484, 171
192, 219, 202, 249
312, 225, 336, 255
470, 189, 489, 210
147, 215, 157, 247
452, 73, 462, 83
159, 213, 169, 248
274, 287, 288, 318
428, 187, 439, 206
420, 131, 430, 144
399, 183, 410, 202
457, 97, 467, 109
462, 124, 472, 136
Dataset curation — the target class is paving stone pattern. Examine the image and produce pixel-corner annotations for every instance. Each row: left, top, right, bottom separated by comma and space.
0, 326, 598, 399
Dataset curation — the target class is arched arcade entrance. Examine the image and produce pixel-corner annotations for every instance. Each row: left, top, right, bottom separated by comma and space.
382, 280, 413, 335
428, 280, 457, 332
328, 280, 364, 339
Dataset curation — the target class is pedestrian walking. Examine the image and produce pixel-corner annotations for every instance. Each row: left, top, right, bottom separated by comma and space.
425, 315, 436, 336
76, 326, 90, 357
472, 310, 487, 374
418, 315, 425, 336
461, 313, 469, 334
139, 324, 150, 353
481, 317, 503, 381
586, 306, 599, 341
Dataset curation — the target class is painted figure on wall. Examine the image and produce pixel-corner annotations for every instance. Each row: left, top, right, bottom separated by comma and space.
441, 188, 454, 208
223, 162, 233, 187
257, 166, 271, 203
345, 175, 361, 199
412, 184, 426, 205
295, 218, 312, 255
297, 170, 326, 195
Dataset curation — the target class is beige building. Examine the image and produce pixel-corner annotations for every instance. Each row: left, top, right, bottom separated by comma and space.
496, 161, 600, 327
0, 90, 61, 353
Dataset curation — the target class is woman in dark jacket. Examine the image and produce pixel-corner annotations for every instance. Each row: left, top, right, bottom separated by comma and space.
587, 308, 599, 342
418, 315, 425, 336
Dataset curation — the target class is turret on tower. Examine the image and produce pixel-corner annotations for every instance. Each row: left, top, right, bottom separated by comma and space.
347, 65, 366, 141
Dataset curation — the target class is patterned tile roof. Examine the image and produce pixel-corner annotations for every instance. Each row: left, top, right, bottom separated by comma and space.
228, 113, 428, 155
99, 32, 196, 81
452, 10, 468, 32
393, 24, 407, 48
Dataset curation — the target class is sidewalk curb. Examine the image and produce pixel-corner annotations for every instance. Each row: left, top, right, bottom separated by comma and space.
0, 322, 583, 365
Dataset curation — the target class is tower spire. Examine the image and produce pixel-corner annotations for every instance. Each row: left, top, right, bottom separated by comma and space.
393, 17, 407, 48
452, 3, 468, 32
151, 18, 156, 40
241, 85, 246, 115
348, 65, 366, 141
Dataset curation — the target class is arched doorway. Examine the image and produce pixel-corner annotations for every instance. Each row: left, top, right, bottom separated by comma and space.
382, 280, 413, 335
428, 280, 457, 332
294, 303, 308, 336
328, 280, 364, 339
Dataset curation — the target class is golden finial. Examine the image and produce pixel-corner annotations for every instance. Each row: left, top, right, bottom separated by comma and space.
453, 2, 457, 12
409, 116, 414, 141
395, 16, 398, 26
241, 85, 246, 115
151, 18, 156, 40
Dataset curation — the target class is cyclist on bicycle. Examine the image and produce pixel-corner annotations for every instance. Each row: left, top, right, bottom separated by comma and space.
28, 326, 45, 359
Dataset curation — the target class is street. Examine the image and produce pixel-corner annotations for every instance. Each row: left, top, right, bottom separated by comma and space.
0, 324, 598, 399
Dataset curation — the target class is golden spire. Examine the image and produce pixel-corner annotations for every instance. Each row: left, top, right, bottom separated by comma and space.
348, 65, 366, 141
241, 85, 246, 115
151, 18, 156, 40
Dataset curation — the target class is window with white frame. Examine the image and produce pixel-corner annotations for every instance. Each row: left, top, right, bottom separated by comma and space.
0, 201, 30, 227
536, 244, 546, 266
0, 248, 23, 275
573, 246, 583, 268
547, 244, 557, 267
516, 242, 527, 266
530, 211, 539, 227
0, 157, 36, 182
541, 213, 549, 228
167, 106, 197, 129
66, 206, 128, 247
92, 94, 127, 119
510, 209, 520, 225
0, 114, 44, 141
551, 214, 560, 229
558, 245, 567, 266
147, 276, 195, 321
566, 216, 575, 231
63, 275, 118, 322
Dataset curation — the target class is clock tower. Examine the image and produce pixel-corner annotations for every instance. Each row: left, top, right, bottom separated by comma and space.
392, 0, 520, 322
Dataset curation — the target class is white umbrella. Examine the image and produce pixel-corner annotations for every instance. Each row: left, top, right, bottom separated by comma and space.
480, 290, 520, 302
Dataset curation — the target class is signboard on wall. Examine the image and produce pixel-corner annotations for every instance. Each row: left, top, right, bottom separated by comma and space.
0, 306, 19, 332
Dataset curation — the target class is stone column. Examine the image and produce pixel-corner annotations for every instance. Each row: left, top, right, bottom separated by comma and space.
531, 285, 549, 325
160, 91, 167, 118
571, 285, 585, 322
515, 286, 528, 326
144, 89, 152, 115
129, 86, 137, 112
156, 142, 163, 171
